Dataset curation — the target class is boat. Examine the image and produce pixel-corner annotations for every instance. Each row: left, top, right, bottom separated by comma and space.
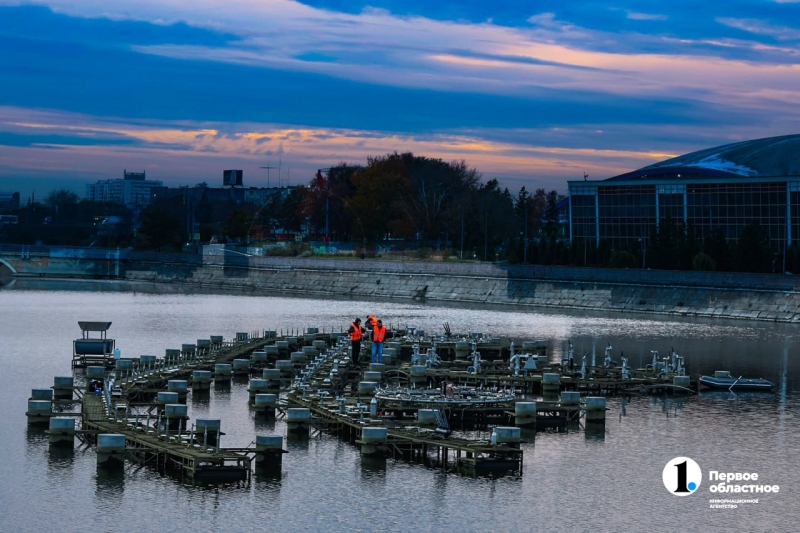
698, 371, 774, 391
374, 386, 516, 409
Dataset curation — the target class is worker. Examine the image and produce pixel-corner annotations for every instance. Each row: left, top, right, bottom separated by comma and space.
371, 319, 386, 363
366, 315, 378, 330
348, 317, 365, 365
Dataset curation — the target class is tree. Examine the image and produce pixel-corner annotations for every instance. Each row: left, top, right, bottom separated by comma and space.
44, 189, 80, 223
609, 250, 638, 268
704, 228, 730, 271
275, 187, 305, 233
223, 208, 254, 242
692, 252, 716, 271
137, 206, 183, 251
346, 154, 413, 241
542, 190, 560, 238
735, 221, 773, 272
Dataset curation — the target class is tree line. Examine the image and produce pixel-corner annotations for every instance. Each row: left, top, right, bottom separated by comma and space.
298, 153, 562, 261
3, 152, 791, 274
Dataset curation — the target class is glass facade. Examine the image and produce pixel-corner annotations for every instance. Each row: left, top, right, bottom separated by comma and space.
569, 185, 596, 243
686, 182, 786, 245
597, 185, 655, 246
568, 178, 797, 250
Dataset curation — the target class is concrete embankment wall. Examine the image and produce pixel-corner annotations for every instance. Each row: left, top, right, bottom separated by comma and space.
122, 253, 800, 323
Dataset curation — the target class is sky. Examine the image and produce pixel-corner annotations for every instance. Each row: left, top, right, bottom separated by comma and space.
0, 0, 799, 201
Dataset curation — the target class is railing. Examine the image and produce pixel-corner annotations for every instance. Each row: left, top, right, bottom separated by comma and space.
0, 244, 130, 260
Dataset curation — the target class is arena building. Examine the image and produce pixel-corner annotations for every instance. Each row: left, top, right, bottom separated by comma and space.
568, 134, 800, 251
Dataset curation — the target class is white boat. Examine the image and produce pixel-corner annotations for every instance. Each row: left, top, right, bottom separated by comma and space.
698, 371, 774, 391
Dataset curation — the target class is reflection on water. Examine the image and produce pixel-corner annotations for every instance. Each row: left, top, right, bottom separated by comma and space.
1, 281, 799, 531
359, 456, 387, 478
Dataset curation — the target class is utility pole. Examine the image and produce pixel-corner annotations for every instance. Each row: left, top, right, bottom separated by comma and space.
259, 162, 277, 188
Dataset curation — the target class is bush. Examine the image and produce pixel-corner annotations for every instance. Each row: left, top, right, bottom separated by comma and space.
692, 252, 716, 271
609, 250, 638, 268
415, 247, 432, 259
267, 243, 309, 257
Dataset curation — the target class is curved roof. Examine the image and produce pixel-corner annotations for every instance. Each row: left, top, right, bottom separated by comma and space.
607, 134, 800, 181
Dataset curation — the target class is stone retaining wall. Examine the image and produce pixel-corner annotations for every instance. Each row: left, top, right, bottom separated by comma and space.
124, 254, 800, 322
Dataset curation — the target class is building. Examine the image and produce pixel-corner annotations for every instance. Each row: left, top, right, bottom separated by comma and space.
85, 170, 163, 210
0, 191, 20, 212
568, 134, 800, 250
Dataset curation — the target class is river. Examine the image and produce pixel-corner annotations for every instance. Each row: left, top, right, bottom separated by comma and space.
0, 279, 796, 532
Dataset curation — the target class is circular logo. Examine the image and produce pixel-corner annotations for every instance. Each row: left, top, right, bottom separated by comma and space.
663, 457, 701, 496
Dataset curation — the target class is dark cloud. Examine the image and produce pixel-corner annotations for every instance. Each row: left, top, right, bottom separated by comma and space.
0, 131, 138, 148
0, 33, 712, 134
0, 5, 238, 47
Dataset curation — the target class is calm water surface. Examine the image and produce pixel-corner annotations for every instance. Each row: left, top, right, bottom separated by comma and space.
0, 280, 797, 532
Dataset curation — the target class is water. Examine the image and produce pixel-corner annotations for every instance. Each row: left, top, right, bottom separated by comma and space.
1, 280, 798, 532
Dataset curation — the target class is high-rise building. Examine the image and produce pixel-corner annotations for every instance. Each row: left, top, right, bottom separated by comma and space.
85, 170, 163, 209
0, 191, 20, 211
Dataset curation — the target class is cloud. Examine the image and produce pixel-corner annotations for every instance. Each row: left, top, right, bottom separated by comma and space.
626, 12, 668, 21
0, 106, 683, 193
716, 17, 800, 40
1, 1, 800, 199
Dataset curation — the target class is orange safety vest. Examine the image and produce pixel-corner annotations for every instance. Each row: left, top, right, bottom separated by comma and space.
366, 315, 378, 329
350, 323, 362, 341
373, 326, 386, 343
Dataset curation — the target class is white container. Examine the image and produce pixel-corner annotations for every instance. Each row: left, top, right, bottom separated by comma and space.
363, 371, 382, 383
286, 408, 311, 422
673, 376, 691, 388
167, 380, 188, 393
248, 379, 269, 394
254, 394, 277, 408
514, 402, 537, 418
157, 391, 179, 404
215, 364, 232, 377
256, 435, 283, 449
361, 427, 388, 443
417, 409, 437, 426
560, 391, 581, 406
97, 434, 126, 451
263, 369, 281, 380
358, 381, 379, 395
164, 404, 188, 418
193, 370, 212, 381
196, 419, 221, 431
494, 427, 521, 444
86, 366, 105, 379
31, 389, 53, 400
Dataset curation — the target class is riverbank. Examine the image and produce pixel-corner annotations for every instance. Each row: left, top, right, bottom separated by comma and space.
122, 253, 800, 323
3, 249, 799, 322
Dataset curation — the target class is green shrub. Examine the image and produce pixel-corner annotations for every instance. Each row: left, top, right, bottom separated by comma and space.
609, 250, 638, 268
692, 252, 716, 271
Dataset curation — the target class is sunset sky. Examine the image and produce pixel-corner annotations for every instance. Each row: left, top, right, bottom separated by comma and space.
1, 0, 799, 199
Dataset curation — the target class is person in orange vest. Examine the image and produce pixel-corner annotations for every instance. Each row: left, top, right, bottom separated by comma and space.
366, 315, 378, 330
348, 318, 365, 364
371, 319, 386, 363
